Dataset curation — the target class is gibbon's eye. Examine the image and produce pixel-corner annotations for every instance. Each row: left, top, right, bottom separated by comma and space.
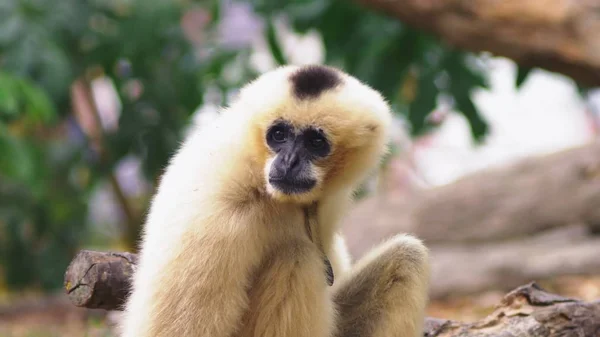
304, 128, 330, 157
308, 136, 325, 149
266, 121, 293, 149
271, 128, 287, 143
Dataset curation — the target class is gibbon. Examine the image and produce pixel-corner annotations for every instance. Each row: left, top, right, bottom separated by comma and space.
119, 65, 430, 337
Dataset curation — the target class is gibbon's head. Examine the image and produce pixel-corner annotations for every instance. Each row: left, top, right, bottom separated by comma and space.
234, 65, 392, 204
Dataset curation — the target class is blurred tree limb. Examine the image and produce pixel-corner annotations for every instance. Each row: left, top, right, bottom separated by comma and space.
344, 140, 600, 254
430, 225, 600, 299
354, 0, 600, 87
63, 251, 600, 336
343, 141, 600, 298
72, 77, 141, 248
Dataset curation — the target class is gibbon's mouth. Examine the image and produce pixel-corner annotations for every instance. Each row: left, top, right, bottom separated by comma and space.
268, 177, 316, 194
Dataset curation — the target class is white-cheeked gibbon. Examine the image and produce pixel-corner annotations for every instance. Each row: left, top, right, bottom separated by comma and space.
119, 65, 430, 337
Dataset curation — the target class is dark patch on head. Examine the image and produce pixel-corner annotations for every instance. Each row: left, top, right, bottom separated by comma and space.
289, 65, 341, 100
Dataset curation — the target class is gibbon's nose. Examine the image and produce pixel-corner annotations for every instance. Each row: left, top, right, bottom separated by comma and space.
270, 151, 302, 180
282, 152, 300, 174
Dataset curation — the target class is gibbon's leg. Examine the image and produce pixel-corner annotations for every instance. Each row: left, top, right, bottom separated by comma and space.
332, 234, 430, 337
239, 239, 335, 337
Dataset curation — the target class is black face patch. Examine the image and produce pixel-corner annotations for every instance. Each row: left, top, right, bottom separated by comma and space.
266, 121, 331, 194
302, 127, 330, 158
266, 121, 331, 159
289, 65, 341, 100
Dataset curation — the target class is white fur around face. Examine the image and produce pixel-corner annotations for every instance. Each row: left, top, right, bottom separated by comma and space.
263, 156, 276, 196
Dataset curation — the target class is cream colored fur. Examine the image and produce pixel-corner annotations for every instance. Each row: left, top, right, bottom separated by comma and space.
119, 65, 429, 337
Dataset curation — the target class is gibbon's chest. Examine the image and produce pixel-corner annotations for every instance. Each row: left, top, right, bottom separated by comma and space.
237, 231, 334, 337
258, 202, 335, 286
302, 204, 335, 287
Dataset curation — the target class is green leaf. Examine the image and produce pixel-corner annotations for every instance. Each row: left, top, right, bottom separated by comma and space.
455, 96, 489, 142
17, 77, 56, 123
575, 82, 590, 98
265, 17, 287, 66
441, 51, 490, 140
208, 0, 221, 28
0, 73, 20, 116
0, 72, 56, 123
0, 125, 36, 182
516, 65, 533, 88
408, 69, 439, 136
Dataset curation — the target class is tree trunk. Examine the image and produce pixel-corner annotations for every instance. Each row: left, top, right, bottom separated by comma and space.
354, 0, 600, 86
63, 250, 600, 336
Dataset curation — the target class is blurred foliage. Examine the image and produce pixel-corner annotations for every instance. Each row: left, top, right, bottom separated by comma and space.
0, 0, 497, 291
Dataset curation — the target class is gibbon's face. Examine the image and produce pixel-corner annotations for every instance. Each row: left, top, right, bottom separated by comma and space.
264, 119, 331, 196
239, 65, 392, 204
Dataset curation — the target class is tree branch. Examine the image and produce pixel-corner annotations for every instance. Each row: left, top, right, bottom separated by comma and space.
64, 250, 137, 310
63, 250, 600, 336
426, 283, 600, 337
355, 0, 600, 86
430, 225, 600, 299
72, 78, 142, 249
344, 141, 600, 257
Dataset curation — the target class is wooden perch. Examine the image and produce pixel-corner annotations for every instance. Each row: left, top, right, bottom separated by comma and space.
64, 250, 137, 310
344, 141, 600, 257
426, 283, 600, 337
64, 250, 600, 336
355, 0, 600, 86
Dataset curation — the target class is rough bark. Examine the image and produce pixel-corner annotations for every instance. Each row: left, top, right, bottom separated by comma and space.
63, 251, 600, 336
63, 250, 137, 310
343, 141, 600, 257
354, 0, 600, 86
425, 282, 600, 337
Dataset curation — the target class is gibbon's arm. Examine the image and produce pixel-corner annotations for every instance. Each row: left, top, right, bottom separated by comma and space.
240, 239, 334, 337
120, 212, 265, 337
119, 113, 271, 336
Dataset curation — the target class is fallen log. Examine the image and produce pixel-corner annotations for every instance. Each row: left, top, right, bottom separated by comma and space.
354, 0, 600, 87
343, 141, 600, 257
64, 250, 600, 336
